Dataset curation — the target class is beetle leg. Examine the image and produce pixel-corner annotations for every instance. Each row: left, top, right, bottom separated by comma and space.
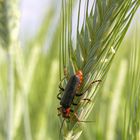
58, 113, 61, 116
91, 79, 102, 84
83, 79, 101, 93
72, 102, 78, 106
70, 109, 74, 112
59, 81, 64, 91
74, 113, 93, 123
59, 85, 64, 91
57, 93, 62, 100
72, 98, 91, 107
58, 68, 70, 91
58, 84, 64, 100
57, 107, 61, 116
57, 107, 61, 111
76, 79, 101, 96
58, 77, 66, 91
82, 98, 91, 102
75, 93, 83, 96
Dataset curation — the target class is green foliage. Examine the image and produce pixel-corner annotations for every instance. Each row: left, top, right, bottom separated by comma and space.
0, 0, 140, 140
59, 0, 140, 139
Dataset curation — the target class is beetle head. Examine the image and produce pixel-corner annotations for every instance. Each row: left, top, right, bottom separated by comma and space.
61, 107, 70, 118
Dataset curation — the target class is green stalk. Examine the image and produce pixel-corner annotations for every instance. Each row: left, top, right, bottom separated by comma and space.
3, 0, 19, 139
106, 60, 127, 140
123, 13, 140, 140
7, 47, 14, 140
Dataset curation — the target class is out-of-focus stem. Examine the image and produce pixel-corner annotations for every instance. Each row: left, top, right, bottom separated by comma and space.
7, 47, 14, 140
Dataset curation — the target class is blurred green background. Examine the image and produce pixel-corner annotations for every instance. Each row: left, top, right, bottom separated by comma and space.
0, 0, 140, 140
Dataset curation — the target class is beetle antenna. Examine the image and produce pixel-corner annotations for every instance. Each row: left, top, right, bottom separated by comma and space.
59, 118, 65, 140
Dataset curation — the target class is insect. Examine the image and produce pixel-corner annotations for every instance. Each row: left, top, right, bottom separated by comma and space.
57, 70, 83, 119
57, 70, 101, 138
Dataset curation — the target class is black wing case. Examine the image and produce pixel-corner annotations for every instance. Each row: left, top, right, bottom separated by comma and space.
60, 75, 80, 108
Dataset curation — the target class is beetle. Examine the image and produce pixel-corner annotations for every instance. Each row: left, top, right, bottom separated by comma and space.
57, 70, 101, 138
57, 70, 83, 119
57, 70, 101, 119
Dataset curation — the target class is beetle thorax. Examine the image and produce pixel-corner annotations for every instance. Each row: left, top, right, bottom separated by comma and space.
75, 70, 83, 90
